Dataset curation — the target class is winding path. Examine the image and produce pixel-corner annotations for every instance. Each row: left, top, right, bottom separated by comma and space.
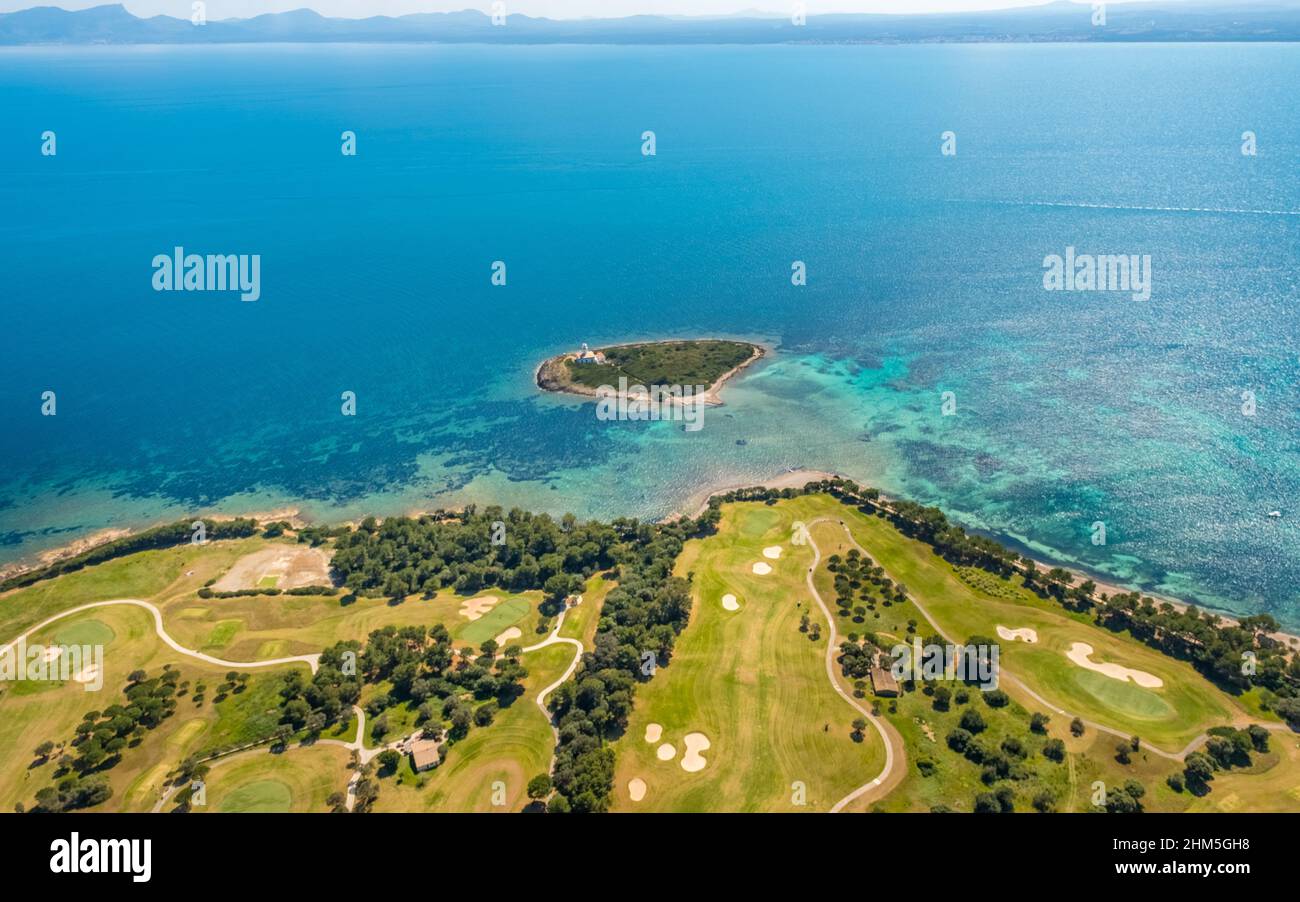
10, 594, 593, 813
802, 518, 904, 812
822, 520, 1291, 764
520, 606, 586, 769
0, 598, 321, 674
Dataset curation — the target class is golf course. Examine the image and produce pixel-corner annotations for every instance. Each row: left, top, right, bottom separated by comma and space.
0, 483, 1295, 814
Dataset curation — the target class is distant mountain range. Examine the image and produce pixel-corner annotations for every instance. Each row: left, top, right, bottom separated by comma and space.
4, 2, 1300, 45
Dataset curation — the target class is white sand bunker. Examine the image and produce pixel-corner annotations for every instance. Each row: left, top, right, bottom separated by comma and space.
681, 732, 711, 772
73, 665, 100, 685
628, 778, 647, 802
1066, 642, 1164, 688
996, 625, 1038, 643
656, 743, 677, 761
644, 723, 663, 743
762, 546, 783, 560
457, 595, 499, 621
494, 626, 522, 646
721, 593, 740, 611
751, 562, 772, 575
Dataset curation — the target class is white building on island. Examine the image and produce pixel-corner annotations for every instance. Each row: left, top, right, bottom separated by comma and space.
573, 342, 606, 365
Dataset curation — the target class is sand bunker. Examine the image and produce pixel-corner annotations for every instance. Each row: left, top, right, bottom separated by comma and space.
458, 596, 500, 621
762, 546, 783, 560
681, 732, 711, 772
656, 743, 677, 761
644, 723, 663, 743
751, 562, 772, 575
494, 626, 522, 646
1066, 642, 1164, 688
721, 593, 740, 611
996, 625, 1038, 643
72, 664, 100, 684
628, 778, 647, 802
213, 545, 333, 592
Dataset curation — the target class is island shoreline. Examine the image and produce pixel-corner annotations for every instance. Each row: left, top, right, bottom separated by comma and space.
534, 338, 768, 407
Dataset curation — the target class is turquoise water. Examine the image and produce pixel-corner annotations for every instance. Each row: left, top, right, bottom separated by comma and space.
1, 43, 1297, 626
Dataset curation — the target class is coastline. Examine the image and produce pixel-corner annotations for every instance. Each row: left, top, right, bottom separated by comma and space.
5, 469, 1297, 649
534, 339, 767, 407
670, 469, 1300, 649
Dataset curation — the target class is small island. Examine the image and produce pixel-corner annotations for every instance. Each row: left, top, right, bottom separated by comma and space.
536, 339, 764, 405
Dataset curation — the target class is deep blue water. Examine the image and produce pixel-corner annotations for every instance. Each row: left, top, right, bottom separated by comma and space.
1, 43, 1297, 626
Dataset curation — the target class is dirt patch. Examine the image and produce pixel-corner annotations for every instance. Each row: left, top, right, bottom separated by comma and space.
213, 546, 333, 592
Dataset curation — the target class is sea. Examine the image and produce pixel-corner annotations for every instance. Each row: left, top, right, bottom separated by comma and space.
1, 41, 1297, 626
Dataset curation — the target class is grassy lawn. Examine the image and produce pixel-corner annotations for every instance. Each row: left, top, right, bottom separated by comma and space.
1, 602, 305, 813
808, 516, 1173, 812
0, 539, 261, 640
157, 584, 543, 661
559, 574, 613, 646
784, 495, 1244, 751
610, 501, 885, 812
6, 503, 1293, 814
373, 642, 575, 812
198, 744, 352, 813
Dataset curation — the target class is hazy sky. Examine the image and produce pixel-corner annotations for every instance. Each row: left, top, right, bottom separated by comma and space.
0, 0, 1201, 19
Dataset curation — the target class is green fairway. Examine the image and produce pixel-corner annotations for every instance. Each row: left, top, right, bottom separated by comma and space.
455, 596, 531, 646
611, 502, 885, 812
156, 583, 544, 662
219, 779, 292, 812
3, 499, 1292, 815
779, 494, 1245, 751
0, 538, 262, 640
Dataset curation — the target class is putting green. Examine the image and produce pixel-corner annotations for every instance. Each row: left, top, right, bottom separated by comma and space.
1071, 668, 1174, 719
52, 619, 116, 647
457, 597, 530, 646
738, 507, 782, 538
218, 779, 292, 813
